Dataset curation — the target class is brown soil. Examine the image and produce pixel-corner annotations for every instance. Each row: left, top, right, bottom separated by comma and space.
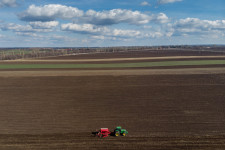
38, 50, 225, 60
0, 50, 225, 149
0, 73, 225, 149
1, 56, 225, 64
0, 134, 224, 150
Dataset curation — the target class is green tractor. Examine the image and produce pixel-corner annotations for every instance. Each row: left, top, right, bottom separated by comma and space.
114, 126, 128, 137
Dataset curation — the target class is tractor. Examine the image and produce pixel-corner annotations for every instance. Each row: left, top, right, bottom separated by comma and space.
95, 128, 111, 138
114, 126, 128, 137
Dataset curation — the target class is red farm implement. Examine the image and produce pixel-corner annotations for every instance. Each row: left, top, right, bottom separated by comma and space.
93, 128, 111, 138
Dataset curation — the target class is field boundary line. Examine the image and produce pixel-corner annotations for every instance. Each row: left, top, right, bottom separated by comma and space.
0, 67, 225, 77
3, 56, 225, 63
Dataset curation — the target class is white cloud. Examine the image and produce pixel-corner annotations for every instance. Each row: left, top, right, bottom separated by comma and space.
61, 23, 164, 39
171, 18, 225, 36
61, 23, 110, 35
158, 0, 182, 4
153, 13, 169, 23
19, 4, 84, 21
91, 35, 105, 40
15, 32, 39, 37
145, 32, 164, 38
29, 21, 59, 29
48, 35, 77, 43
79, 9, 169, 25
0, 0, 17, 7
140, 1, 151, 6
85, 10, 169, 25
19, 4, 169, 26
1, 4, 179, 43
112, 29, 141, 37
82, 9, 152, 25
0, 22, 57, 34
61, 23, 141, 38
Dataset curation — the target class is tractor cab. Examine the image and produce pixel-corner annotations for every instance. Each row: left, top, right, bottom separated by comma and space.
115, 126, 121, 132
114, 126, 128, 136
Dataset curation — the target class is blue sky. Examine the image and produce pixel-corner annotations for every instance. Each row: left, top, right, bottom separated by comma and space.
0, 0, 225, 47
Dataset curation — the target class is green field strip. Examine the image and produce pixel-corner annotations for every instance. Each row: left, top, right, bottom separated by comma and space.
0, 60, 225, 69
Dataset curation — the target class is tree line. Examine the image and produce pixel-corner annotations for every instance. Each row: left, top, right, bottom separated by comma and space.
0, 47, 152, 60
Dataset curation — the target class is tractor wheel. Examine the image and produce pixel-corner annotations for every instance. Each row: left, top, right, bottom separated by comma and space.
122, 133, 126, 136
97, 132, 102, 138
98, 134, 103, 138
115, 131, 120, 137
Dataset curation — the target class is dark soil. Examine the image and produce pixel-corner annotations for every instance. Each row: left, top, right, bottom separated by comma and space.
0, 74, 225, 149
0, 134, 224, 150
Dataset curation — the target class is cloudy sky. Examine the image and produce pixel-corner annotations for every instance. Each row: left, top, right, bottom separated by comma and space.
0, 0, 225, 47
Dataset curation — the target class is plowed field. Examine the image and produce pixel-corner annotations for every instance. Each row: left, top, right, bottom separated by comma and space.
0, 50, 225, 149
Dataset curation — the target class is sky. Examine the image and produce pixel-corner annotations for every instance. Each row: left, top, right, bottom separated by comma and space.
0, 0, 225, 47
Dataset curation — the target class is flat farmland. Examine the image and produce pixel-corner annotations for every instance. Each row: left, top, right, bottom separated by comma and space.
0, 50, 225, 149
38, 49, 225, 59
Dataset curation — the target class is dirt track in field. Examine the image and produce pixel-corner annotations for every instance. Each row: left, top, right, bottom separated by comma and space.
0, 50, 225, 149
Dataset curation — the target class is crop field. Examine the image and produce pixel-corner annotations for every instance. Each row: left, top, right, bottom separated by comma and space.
0, 60, 225, 69
0, 50, 225, 149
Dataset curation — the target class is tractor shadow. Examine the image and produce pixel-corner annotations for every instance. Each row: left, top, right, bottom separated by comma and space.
110, 132, 115, 136
91, 131, 98, 137
91, 131, 99, 135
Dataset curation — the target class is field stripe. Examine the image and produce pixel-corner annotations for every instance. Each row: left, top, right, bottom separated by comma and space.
0, 68, 225, 77
4, 55, 225, 63
0, 60, 225, 69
